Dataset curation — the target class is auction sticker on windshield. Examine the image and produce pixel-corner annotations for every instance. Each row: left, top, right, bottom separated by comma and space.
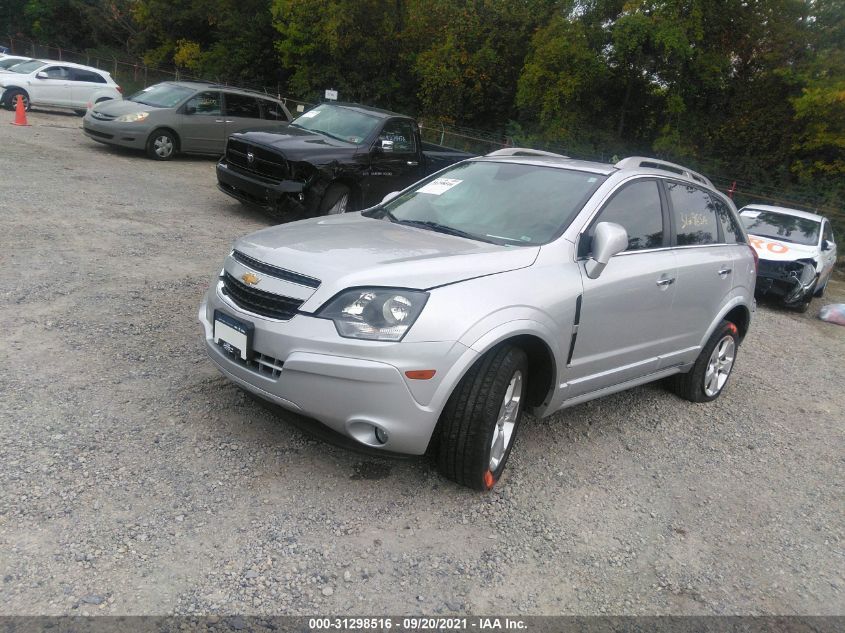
418, 178, 462, 195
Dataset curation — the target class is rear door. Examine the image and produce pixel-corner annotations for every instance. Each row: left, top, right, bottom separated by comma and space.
255, 97, 290, 130
30, 65, 73, 106
69, 68, 108, 107
567, 178, 678, 397
179, 90, 225, 154
665, 180, 736, 354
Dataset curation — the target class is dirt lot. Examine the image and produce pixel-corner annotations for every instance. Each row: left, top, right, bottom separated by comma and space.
0, 110, 843, 617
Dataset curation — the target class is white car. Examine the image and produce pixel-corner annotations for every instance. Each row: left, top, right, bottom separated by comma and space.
0, 59, 122, 114
739, 204, 838, 310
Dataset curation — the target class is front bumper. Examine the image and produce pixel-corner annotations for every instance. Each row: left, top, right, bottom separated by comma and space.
82, 116, 149, 150
199, 283, 472, 455
216, 159, 307, 213
755, 259, 818, 306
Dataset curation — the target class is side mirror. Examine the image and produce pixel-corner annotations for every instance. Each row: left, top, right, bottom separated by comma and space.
822, 239, 833, 251
35, 71, 48, 79
585, 222, 629, 279
381, 191, 400, 205
380, 139, 394, 153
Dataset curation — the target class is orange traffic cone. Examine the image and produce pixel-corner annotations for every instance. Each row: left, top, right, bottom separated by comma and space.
11, 94, 29, 126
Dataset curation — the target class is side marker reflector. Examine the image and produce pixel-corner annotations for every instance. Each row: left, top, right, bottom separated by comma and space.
405, 369, 436, 380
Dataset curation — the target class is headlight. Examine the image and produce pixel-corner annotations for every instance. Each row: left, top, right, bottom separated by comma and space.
317, 288, 429, 341
115, 112, 149, 123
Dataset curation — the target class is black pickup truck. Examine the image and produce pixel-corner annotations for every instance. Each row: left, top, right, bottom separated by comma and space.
216, 102, 474, 221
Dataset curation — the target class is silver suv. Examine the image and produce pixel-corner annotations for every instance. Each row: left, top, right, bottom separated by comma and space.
199, 151, 756, 490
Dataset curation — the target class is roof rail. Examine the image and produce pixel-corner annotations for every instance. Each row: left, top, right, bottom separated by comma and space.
486, 147, 569, 159
614, 156, 713, 188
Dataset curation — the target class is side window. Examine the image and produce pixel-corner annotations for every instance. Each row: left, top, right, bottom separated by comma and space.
225, 93, 261, 118
185, 91, 221, 115
379, 119, 416, 153
580, 180, 664, 256
71, 69, 106, 84
260, 99, 289, 121
43, 66, 70, 79
712, 196, 745, 244
667, 182, 719, 246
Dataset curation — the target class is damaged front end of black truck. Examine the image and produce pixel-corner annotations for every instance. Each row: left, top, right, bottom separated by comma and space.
216, 102, 474, 222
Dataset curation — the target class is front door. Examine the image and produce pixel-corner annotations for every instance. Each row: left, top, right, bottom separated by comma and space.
178, 91, 225, 154
30, 65, 73, 106
366, 118, 424, 206
567, 178, 679, 398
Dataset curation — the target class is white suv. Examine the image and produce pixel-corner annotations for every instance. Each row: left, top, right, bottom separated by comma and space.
0, 59, 121, 114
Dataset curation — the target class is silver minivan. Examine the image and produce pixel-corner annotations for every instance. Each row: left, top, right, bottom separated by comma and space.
199, 151, 756, 490
83, 81, 291, 160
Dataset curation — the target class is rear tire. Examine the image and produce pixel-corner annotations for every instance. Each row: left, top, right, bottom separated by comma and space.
146, 129, 177, 161
319, 183, 352, 215
436, 344, 528, 490
671, 320, 738, 403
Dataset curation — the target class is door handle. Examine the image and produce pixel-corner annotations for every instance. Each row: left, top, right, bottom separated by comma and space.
718, 268, 732, 276
215, 119, 225, 123
407, 161, 419, 166
656, 277, 675, 287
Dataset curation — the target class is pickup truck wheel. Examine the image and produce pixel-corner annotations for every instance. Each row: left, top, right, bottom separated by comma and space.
437, 344, 528, 490
146, 129, 176, 161
319, 184, 351, 215
671, 320, 738, 403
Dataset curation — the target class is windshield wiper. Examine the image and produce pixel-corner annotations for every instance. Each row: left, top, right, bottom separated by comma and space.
396, 220, 497, 244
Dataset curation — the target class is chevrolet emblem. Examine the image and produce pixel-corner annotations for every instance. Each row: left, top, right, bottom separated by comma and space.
241, 272, 260, 285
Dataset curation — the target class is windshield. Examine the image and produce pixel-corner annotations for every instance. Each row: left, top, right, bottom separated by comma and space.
367, 161, 606, 246
291, 104, 381, 144
0, 58, 29, 70
128, 83, 194, 108
8, 60, 45, 74
740, 209, 820, 246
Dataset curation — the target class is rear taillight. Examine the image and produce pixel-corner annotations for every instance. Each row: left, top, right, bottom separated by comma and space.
116, 85, 123, 94
748, 243, 758, 274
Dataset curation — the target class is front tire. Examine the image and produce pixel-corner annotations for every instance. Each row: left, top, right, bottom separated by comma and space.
319, 183, 351, 215
146, 129, 177, 161
671, 320, 738, 403
437, 344, 528, 490
4, 89, 30, 111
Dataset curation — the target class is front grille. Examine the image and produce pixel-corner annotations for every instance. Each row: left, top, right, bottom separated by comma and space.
91, 110, 116, 121
226, 139, 288, 181
232, 251, 320, 288
221, 272, 302, 320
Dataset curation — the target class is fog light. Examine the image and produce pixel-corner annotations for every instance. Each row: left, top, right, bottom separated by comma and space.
374, 427, 388, 445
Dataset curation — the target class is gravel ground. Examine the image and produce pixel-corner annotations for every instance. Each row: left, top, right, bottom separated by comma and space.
0, 110, 843, 617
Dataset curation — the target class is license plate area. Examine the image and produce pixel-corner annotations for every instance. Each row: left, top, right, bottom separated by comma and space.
213, 310, 254, 361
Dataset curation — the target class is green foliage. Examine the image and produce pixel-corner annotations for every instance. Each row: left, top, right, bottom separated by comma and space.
3, 0, 844, 213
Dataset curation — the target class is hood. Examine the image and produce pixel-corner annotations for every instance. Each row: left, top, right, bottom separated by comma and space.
230, 125, 358, 163
232, 213, 539, 307
747, 234, 819, 262
90, 100, 150, 116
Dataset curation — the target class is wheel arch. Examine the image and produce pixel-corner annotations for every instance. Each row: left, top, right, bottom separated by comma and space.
701, 298, 752, 347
